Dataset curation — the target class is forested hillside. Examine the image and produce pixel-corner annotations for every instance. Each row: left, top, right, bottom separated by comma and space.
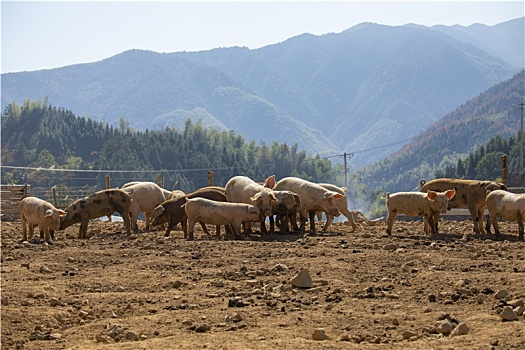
353, 70, 524, 200
2, 19, 522, 169
0, 100, 337, 192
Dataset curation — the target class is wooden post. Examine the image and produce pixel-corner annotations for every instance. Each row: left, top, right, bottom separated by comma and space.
105, 175, 112, 221
52, 186, 58, 207
23, 184, 28, 198
502, 154, 508, 187
208, 171, 214, 186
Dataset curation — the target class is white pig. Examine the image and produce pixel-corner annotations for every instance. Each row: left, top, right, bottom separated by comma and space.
19, 196, 67, 243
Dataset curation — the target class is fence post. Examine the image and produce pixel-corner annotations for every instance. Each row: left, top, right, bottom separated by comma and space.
52, 186, 58, 207
502, 154, 508, 187
106, 175, 110, 189
157, 176, 165, 188
208, 171, 214, 186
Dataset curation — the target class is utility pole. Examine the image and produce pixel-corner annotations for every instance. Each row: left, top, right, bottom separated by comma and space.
343, 153, 348, 192
343, 152, 353, 193
520, 102, 525, 174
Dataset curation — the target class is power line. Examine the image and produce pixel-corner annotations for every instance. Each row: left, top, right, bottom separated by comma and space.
0, 164, 237, 173
319, 138, 413, 161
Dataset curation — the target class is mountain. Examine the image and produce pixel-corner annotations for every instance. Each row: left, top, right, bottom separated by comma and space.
355, 69, 525, 193
429, 17, 524, 68
2, 19, 523, 169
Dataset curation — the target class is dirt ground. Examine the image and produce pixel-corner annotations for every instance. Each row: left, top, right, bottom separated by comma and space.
1, 216, 524, 350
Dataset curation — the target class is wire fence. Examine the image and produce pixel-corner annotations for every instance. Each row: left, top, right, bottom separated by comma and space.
0, 166, 218, 221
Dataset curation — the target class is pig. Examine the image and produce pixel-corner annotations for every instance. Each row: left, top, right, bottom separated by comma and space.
273, 177, 344, 235
151, 188, 231, 238
183, 197, 261, 240
385, 189, 456, 235
317, 183, 358, 232
19, 196, 67, 243
264, 190, 301, 234
60, 189, 132, 238
121, 181, 169, 233
224, 175, 277, 233
420, 178, 507, 235
168, 190, 186, 200
197, 186, 226, 193
486, 190, 525, 241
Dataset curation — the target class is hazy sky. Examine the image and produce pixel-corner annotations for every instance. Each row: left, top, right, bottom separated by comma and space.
1, 1, 523, 73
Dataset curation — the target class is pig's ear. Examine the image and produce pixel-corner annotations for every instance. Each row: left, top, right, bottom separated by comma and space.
45, 209, 53, 218
445, 189, 456, 199
427, 190, 437, 200
264, 175, 276, 188
333, 193, 344, 200
58, 209, 67, 217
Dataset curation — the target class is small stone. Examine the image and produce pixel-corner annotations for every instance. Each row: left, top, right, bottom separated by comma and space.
50, 298, 62, 307
107, 324, 125, 338
401, 330, 418, 340
67, 257, 75, 262
211, 280, 224, 287
476, 294, 485, 304
508, 299, 525, 308
340, 333, 351, 341
312, 328, 329, 341
228, 297, 245, 308
455, 288, 472, 296
40, 265, 52, 274
383, 243, 398, 251
21, 263, 30, 269
124, 331, 139, 341
95, 334, 110, 343
170, 280, 184, 289
450, 322, 469, 337
1, 296, 8, 306
499, 306, 519, 321
272, 263, 288, 272
195, 324, 210, 333
434, 320, 454, 334
181, 319, 194, 327
494, 290, 509, 300
290, 269, 312, 289
514, 305, 524, 316
421, 325, 436, 334
116, 286, 125, 292
246, 279, 260, 287
231, 313, 243, 323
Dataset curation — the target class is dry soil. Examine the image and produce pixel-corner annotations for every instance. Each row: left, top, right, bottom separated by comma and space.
1, 217, 524, 350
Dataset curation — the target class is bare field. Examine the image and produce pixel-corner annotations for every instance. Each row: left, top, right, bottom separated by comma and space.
1, 218, 524, 350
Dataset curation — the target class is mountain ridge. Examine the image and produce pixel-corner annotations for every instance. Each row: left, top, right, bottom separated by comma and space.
2, 18, 523, 168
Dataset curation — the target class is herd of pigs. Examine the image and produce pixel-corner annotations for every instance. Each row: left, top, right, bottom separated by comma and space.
18, 175, 525, 245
